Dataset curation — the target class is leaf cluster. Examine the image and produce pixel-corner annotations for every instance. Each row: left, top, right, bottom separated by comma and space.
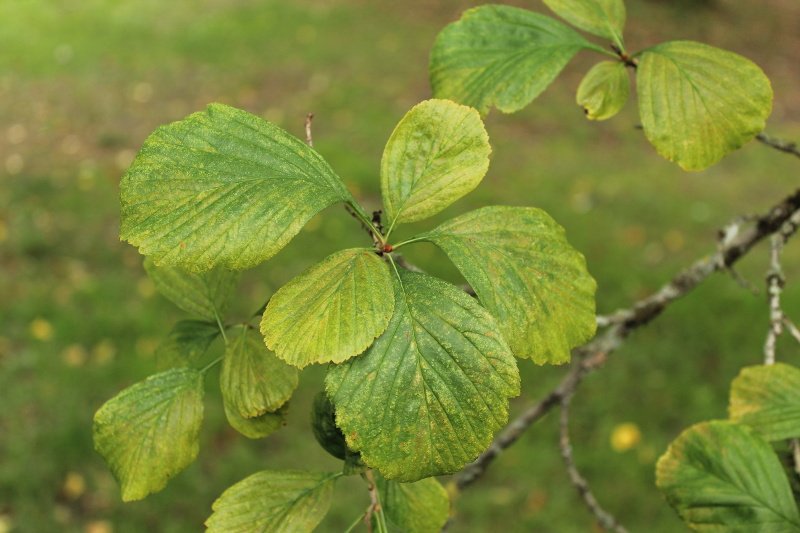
96, 97, 596, 530
430, 1, 773, 170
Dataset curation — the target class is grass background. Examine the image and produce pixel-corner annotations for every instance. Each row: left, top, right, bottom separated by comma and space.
1, 0, 800, 531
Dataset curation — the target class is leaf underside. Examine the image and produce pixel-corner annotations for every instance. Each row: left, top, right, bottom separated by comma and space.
378, 475, 450, 533
326, 269, 520, 482
144, 258, 239, 320
543, 0, 626, 42
121, 103, 353, 271
420, 206, 596, 364
155, 319, 219, 369
206, 470, 337, 533
430, 4, 593, 114
224, 402, 286, 440
656, 420, 800, 532
220, 325, 299, 418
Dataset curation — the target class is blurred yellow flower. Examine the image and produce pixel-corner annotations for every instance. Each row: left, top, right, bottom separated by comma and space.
0, 514, 12, 533
62, 471, 86, 500
85, 520, 113, 533
610, 422, 641, 452
29, 318, 54, 341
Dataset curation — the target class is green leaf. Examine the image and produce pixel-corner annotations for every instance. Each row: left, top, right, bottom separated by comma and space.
224, 401, 286, 440
656, 420, 800, 532
378, 475, 450, 533
430, 5, 597, 114
260, 248, 394, 368
220, 325, 298, 418
637, 41, 773, 171
326, 269, 520, 482
381, 99, 490, 228
576, 61, 629, 121
155, 320, 219, 369
121, 103, 355, 271
729, 363, 800, 442
144, 257, 239, 320
93, 368, 204, 501
418, 206, 596, 365
542, 0, 625, 43
206, 470, 338, 533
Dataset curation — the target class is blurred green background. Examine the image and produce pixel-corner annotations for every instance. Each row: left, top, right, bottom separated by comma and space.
2, 0, 799, 531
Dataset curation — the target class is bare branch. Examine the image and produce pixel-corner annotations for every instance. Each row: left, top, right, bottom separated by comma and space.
305, 112, 314, 147
783, 317, 800, 345
764, 234, 785, 365
559, 393, 629, 533
757, 132, 800, 160
452, 188, 800, 493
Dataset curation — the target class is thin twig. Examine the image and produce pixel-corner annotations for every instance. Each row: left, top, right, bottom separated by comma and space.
559, 393, 629, 533
757, 132, 800, 160
364, 470, 377, 533
783, 317, 800, 345
452, 188, 800, 494
363, 469, 388, 533
305, 112, 314, 147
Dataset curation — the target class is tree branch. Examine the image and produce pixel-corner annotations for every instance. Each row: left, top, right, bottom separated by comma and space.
757, 132, 800, 160
452, 187, 800, 495
305, 112, 314, 147
559, 393, 629, 533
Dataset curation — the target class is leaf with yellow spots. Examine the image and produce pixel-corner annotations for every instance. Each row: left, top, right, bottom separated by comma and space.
260, 248, 394, 368
637, 41, 772, 171
418, 206, 596, 364
121, 103, 358, 271
729, 363, 800, 441
93, 368, 204, 501
381, 99, 490, 229
326, 269, 519, 482
656, 420, 800, 531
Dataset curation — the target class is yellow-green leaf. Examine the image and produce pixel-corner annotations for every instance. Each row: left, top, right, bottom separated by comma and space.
637, 41, 773, 171
326, 269, 520, 482
260, 248, 394, 368
729, 363, 800, 441
144, 258, 239, 320
430, 5, 598, 114
576, 61, 629, 121
93, 368, 204, 501
121, 103, 355, 271
224, 401, 286, 440
206, 470, 338, 533
543, 0, 625, 43
220, 325, 298, 418
381, 99, 490, 228
656, 420, 800, 531
419, 206, 596, 365
378, 475, 450, 533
